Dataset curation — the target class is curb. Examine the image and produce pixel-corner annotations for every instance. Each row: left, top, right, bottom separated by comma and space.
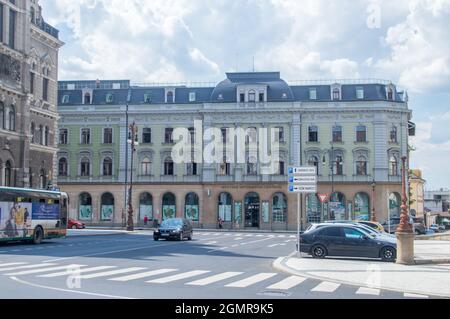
414, 259, 450, 265
272, 254, 450, 299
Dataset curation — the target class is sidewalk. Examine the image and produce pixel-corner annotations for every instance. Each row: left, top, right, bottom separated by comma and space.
274, 241, 450, 298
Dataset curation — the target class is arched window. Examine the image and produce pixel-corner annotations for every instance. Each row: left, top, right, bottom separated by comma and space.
79, 193, 93, 221
102, 157, 113, 176
101, 193, 115, 221
4, 161, 12, 187
30, 122, 35, 143
308, 156, 319, 176
244, 192, 260, 228
44, 126, 49, 146
84, 92, 91, 104
164, 157, 174, 176
306, 194, 322, 223
333, 88, 340, 100
334, 155, 344, 175
58, 158, 68, 177
9, 105, 15, 131
166, 91, 174, 103
185, 193, 199, 221
390, 126, 398, 143
39, 169, 46, 189
272, 193, 287, 223
162, 193, 176, 220
388, 88, 394, 100
248, 90, 256, 102
139, 193, 153, 222
218, 192, 232, 222
389, 193, 401, 219
356, 155, 367, 176
0, 102, 4, 129
389, 155, 398, 176
141, 157, 151, 176
354, 193, 370, 221
329, 192, 346, 221
80, 157, 90, 176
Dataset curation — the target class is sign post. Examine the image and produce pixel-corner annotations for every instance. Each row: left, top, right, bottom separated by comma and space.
288, 166, 317, 257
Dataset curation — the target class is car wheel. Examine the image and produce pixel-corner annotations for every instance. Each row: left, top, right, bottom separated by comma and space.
71, 225, 78, 229
381, 247, 396, 262
154, 236, 159, 241
188, 232, 193, 241
33, 226, 44, 245
415, 229, 420, 235
179, 233, 183, 241
311, 245, 327, 259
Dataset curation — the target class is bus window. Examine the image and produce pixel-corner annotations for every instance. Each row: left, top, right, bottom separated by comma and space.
60, 196, 68, 228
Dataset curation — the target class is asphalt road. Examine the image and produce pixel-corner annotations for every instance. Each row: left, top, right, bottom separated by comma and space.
0, 230, 427, 299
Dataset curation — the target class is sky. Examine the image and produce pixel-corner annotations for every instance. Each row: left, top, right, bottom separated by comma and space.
40, 0, 450, 190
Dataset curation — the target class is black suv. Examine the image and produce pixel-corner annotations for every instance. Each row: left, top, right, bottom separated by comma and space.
154, 218, 193, 241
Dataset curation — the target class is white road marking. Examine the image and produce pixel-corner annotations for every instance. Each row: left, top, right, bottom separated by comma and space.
244, 234, 253, 237
231, 244, 239, 247
205, 241, 218, 245
404, 293, 429, 299
355, 287, 381, 296
289, 235, 296, 238
147, 270, 210, 284
186, 272, 243, 286
38, 266, 117, 278
78, 267, 146, 279
279, 243, 286, 246
0, 263, 56, 272
225, 273, 277, 288
268, 244, 279, 248
234, 238, 243, 241
0, 262, 28, 268
266, 275, 307, 290
278, 235, 286, 238
5, 264, 86, 276
311, 281, 341, 293
224, 234, 232, 236
256, 235, 264, 237
109, 269, 178, 282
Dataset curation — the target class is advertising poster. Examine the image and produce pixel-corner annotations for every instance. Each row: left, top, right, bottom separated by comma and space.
219, 205, 232, 222
162, 205, 176, 220
354, 195, 369, 220
79, 205, 92, 220
0, 202, 33, 239
262, 201, 269, 223
185, 205, 199, 221
139, 205, 153, 221
32, 203, 60, 220
234, 201, 242, 225
101, 205, 114, 221
329, 201, 346, 221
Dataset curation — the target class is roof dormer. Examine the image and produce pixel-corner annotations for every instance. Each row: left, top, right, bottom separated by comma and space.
330, 83, 341, 101
236, 84, 268, 103
385, 83, 396, 101
165, 88, 176, 103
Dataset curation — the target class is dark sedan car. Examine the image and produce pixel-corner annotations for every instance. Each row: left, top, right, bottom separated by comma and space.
299, 224, 397, 262
153, 218, 193, 241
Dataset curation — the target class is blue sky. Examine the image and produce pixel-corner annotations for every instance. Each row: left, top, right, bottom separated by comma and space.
41, 0, 450, 189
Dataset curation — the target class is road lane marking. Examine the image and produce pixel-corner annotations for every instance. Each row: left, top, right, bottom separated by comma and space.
277, 235, 286, 238
266, 275, 307, 290
5, 264, 86, 276
10, 276, 135, 299
186, 272, 243, 286
355, 287, 381, 296
205, 241, 218, 245
244, 234, 253, 237
404, 293, 429, 299
234, 238, 243, 241
311, 281, 341, 293
78, 267, 146, 279
109, 269, 178, 282
0, 262, 28, 268
147, 270, 210, 284
207, 237, 271, 253
0, 263, 56, 272
225, 273, 277, 288
38, 266, 117, 278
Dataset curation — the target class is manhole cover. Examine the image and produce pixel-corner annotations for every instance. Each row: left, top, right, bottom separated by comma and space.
257, 290, 292, 297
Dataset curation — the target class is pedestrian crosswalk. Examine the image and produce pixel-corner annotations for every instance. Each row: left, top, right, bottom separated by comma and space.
0, 260, 430, 298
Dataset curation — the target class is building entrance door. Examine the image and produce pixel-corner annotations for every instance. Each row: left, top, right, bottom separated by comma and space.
244, 193, 260, 228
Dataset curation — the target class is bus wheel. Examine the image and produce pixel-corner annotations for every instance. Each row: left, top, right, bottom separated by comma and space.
33, 227, 44, 245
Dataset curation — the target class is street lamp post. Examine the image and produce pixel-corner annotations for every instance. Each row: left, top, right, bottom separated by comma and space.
371, 179, 376, 222
322, 143, 341, 220
127, 122, 138, 232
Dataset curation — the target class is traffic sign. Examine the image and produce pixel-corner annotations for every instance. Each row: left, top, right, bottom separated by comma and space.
289, 185, 317, 193
289, 176, 317, 184
318, 193, 328, 203
288, 166, 317, 176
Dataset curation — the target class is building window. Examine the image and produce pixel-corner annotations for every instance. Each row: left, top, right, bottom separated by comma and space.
142, 128, 152, 144
354, 193, 370, 221
39, 169, 46, 189
9, 9, 16, 49
164, 128, 173, 144
100, 193, 115, 221
166, 91, 174, 103
309, 88, 317, 100
239, 93, 245, 103
164, 157, 174, 176
84, 93, 91, 104
44, 126, 49, 146
30, 72, 34, 94
184, 193, 199, 221
221, 128, 228, 144
246, 127, 257, 144
248, 90, 256, 102
62, 95, 69, 104
388, 88, 394, 100
103, 157, 113, 176
246, 156, 257, 175
188, 127, 195, 144
79, 193, 93, 221
308, 126, 318, 142
218, 193, 232, 222
4, 161, 12, 187
31, 123, 35, 143
272, 193, 287, 223
278, 161, 285, 175
106, 93, 114, 103
58, 158, 68, 177
334, 155, 344, 176
308, 156, 319, 176
162, 193, 176, 220
103, 128, 113, 144
332, 88, 340, 100
140, 157, 151, 176
80, 157, 90, 177
43, 78, 49, 101
356, 156, 367, 176
219, 159, 231, 176
275, 127, 285, 142
144, 93, 152, 103
0, 102, 4, 129
356, 125, 367, 142
186, 163, 198, 176
332, 125, 342, 142
59, 129, 68, 145
389, 155, 398, 176
259, 92, 264, 102
356, 87, 364, 99
189, 92, 196, 102
139, 193, 153, 222
390, 126, 398, 143
38, 125, 43, 144
81, 128, 90, 144
8, 105, 15, 131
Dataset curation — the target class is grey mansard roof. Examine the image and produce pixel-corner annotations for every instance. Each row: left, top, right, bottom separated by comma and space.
58, 72, 406, 106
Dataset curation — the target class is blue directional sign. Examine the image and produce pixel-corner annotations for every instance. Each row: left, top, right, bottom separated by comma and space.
288, 166, 317, 193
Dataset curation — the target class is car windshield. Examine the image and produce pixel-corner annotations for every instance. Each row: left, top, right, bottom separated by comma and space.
161, 219, 183, 227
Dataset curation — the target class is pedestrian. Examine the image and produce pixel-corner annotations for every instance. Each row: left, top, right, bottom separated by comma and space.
218, 217, 223, 229
144, 215, 148, 226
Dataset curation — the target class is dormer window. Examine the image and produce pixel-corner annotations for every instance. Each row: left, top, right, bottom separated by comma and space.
259, 92, 264, 102
106, 93, 114, 103
84, 92, 91, 104
332, 88, 340, 100
387, 88, 394, 100
144, 93, 152, 104
166, 91, 174, 103
189, 92, 196, 102
239, 93, 245, 103
248, 90, 256, 102
62, 95, 69, 104
356, 87, 364, 99
309, 88, 317, 100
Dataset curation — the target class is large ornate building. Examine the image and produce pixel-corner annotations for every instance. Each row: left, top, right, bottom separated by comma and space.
0, 0, 63, 189
57, 72, 414, 230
